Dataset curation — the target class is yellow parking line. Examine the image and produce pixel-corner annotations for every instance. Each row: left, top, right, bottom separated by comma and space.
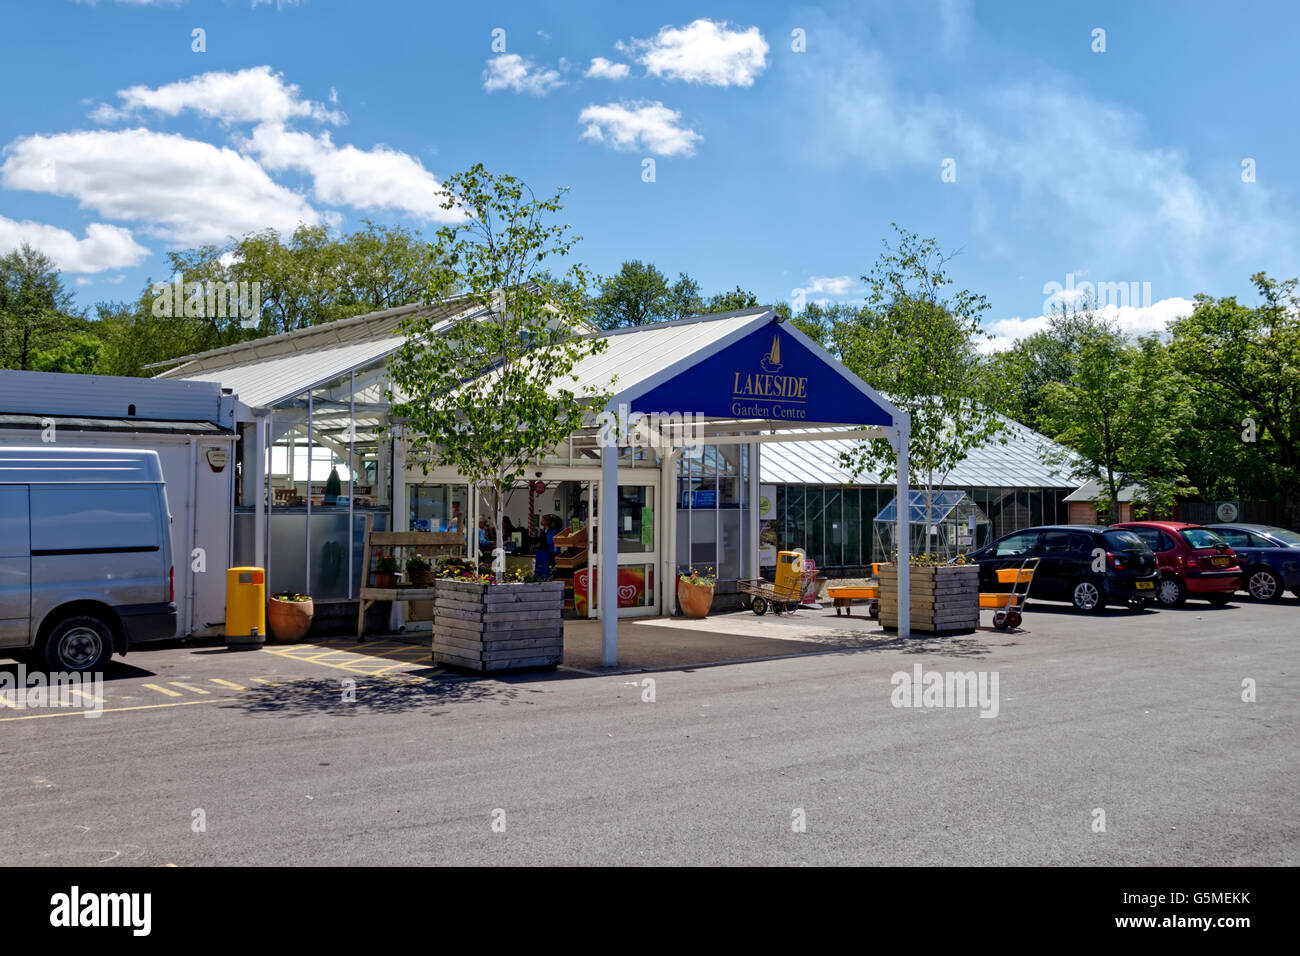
0, 696, 19, 708
1, 699, 216, 721
169, 682, 210, 695
250, 678, 281, 687
68, 688, 102, 704
143, 683, 183, 698
209, 678, 247, 690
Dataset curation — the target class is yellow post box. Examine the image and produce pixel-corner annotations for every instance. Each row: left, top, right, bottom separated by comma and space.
774, 550, 805, 600
226, 567, 266, 647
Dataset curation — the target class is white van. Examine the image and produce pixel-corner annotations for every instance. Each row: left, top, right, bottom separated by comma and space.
0, 447, 176, 672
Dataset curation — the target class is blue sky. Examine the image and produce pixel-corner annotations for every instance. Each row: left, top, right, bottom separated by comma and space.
2, 0, 1298, 347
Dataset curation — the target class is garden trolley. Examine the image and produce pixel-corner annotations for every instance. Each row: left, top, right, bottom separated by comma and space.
981, 556, 1039, 630
738, 576, 809, 615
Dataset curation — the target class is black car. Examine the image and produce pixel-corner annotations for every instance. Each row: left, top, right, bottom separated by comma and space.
965, 525, 1160, 612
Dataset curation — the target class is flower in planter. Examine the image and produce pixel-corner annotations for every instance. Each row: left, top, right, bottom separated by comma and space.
271, 591, 311, 602
376, 556, 400, 575
677, 566, 716, 587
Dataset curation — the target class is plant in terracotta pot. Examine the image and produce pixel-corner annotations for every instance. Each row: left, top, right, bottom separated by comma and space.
406, 553, 433, 587
267, 591, 313, 643
677, 566, 716, 618
374, 556, 400, 588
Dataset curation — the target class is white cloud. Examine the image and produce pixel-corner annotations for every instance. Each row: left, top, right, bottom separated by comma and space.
578, 101, 701, 157
623, 19, 769, 87
981, 297, 1197, 353
796, 275, 856, 297
241, 123, 460, 223
0, 215, 149, 273
1, 128, 321, 244
586, 57, 630, 80
91, 65, 345, 126
482, 54, 564, 96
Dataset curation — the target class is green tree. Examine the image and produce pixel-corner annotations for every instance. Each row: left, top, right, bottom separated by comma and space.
705, 285, 759, 313
1039, 324, 1195, 522
667, 272, 704, 319
835, 225, 1005, 556
0, 243, 82, 370
592, 260, 671, 328
1168, 272, 1300, 526
30, 333, 104, 374
387, 164, 610, 582
979, 299, 1100, 432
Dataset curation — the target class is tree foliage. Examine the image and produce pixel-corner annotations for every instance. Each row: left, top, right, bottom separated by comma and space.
386, 164, 610, 581
835, 225, 1005, 542
1168, 272, 1300, 525
0, 244, 82, 370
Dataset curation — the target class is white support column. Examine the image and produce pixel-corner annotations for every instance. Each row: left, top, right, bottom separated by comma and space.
253, 412, 267, 570
894, 418, 911, 639
661, 447, 677, 615
747, 438, 760, 580
389, 425, 408, 631
600, 439, 618, 666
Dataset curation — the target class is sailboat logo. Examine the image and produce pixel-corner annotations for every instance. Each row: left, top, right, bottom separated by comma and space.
760, 334, 783, 373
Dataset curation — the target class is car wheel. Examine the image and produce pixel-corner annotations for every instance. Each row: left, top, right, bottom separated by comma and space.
1246, 568, 1283, 602
42, 615, 114, 673
1071, 579, 1107, 613
1155, 576, 1186, 607
750, 597, 768, 616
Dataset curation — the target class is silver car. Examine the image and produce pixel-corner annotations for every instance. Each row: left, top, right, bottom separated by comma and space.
0, 447, 177, 672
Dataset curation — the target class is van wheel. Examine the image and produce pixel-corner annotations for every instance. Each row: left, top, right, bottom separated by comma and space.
43, 616, 114, 673
1071, 579, 1106, 613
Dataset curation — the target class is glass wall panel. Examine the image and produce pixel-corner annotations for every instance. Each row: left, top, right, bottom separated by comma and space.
844, 488, 861, 567
805, 486, 825, 566
824, 487, 842, 568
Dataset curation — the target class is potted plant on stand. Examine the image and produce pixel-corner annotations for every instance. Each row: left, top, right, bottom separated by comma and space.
406, 553, 433, 587
267, 591, 313, 643
386, 164, 611, 673
373, 555, 400, 588
676, 566, 716, 618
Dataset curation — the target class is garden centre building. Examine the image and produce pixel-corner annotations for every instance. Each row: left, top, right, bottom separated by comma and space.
147, 301, 1078, 644
0, 300, 1080, 657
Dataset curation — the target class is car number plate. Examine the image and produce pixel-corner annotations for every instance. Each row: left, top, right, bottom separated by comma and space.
1136, 580, 1154, 589
1211, 556, 1229, 566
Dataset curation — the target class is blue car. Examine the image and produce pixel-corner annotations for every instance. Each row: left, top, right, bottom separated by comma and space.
1205, 523, 1300, 602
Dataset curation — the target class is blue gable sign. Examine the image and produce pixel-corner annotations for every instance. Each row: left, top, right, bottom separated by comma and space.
629, 321, 894, 426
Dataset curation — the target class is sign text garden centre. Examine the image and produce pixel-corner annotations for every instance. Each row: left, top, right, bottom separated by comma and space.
630, 321, 894, 427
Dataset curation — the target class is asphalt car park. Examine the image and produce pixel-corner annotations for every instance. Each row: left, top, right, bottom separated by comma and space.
1, 592, 1295, 867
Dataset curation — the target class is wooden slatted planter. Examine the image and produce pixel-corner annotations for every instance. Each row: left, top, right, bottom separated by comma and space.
433, 580, 565, 672
877, 564, 980, 634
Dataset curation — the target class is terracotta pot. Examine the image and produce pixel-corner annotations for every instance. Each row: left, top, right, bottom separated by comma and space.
677, 578, 714, 618
373, 572, 396, 588
267, 596, 314, 643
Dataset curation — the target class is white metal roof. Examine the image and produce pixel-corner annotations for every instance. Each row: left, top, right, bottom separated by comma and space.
760, 416, 1082, 489
170, 336, 406, 409
548, 308, 770, 401
1063, 477, 1144, 502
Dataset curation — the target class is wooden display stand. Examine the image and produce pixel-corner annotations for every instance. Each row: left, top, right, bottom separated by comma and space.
356, 514, 465, 639
550, 525, 588, 613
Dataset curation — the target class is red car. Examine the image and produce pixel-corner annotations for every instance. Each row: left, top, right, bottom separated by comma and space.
1112, 521, 1242, 606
